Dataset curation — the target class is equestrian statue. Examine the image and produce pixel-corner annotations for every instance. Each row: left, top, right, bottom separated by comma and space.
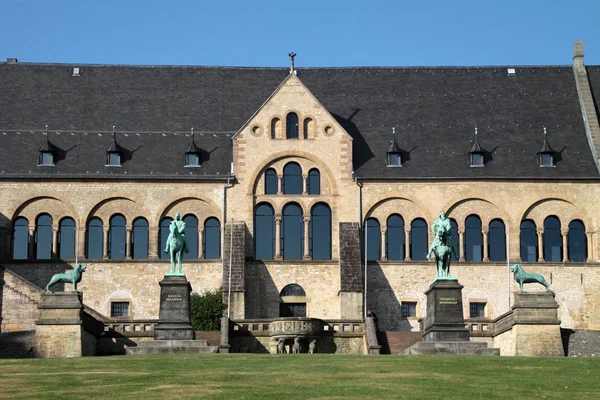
164, 212, 189, 275
427, 211, 458, 280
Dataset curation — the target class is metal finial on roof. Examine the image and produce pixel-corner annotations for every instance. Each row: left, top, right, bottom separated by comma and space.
45, 124, 48, 134
186, 126, 201, 154
475, 126, 478, 136
289, 52, 296, 73
191, 127, 194, 136
112, 125, 116, 135
544, 126, 547, 136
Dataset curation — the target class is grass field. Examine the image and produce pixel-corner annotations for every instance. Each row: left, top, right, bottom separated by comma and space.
0, 354, 599, 399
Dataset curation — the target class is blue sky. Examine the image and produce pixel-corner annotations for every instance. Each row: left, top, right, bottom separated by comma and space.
1, 0, 598, 67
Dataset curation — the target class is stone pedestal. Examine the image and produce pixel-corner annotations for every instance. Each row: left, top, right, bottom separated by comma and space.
423, 280, 469, 342
154, 275, 195, 341
35, 292, 84, 358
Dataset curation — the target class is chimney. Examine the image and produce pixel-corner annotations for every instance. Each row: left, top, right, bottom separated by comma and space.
573, 40, 584, 68
6, 58, 18, 64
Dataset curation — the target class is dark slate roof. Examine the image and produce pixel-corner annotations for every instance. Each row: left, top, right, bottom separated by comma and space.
1, 62, 599, 180
586, 66, 600, 131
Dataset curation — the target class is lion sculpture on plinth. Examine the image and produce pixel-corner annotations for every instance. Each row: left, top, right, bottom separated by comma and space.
43, 263, 87, 292
510, 264, 552, 293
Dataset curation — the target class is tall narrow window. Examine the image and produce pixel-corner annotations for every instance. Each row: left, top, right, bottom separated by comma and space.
265, 168, 278, 195
58, 217, 76, 259
254, 204, 275, 260
307, 169, 320, 195
410, 219, 428, 261
183, 215, 198, 259
86, 217, 104, 260
488, 219, 506, 262
132, 218, 149, 260
204, 217, 221, 259
286, 112, 299, 139
520, 220, 537, 262
159, 218, 173, 260
386, 214, 404, 261
12, 217, 29, 260
543, 216, 562, 262
450, 219, 459, 261
365, 218, 381, 261
35, 214, 53, 260
282, 162, 302, 194
282, 203, 303, 260
310, 203, 331, 260
568, 220, 586, 262
108, 214, 126, 260
465, 215, 483, 262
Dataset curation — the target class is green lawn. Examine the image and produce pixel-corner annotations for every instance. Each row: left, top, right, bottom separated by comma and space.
0, 354, 599, 399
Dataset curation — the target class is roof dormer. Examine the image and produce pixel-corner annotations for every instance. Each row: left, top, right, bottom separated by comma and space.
386, 128, 402, 167
185, 127, 201, 167
106, 125, 122, 167
469, 127, 484, 167
538, 127, 554, 167
38, 124, 55, 166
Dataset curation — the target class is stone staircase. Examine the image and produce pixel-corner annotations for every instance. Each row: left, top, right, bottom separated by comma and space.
377, 331, 422, 355
126, 340, 219, 355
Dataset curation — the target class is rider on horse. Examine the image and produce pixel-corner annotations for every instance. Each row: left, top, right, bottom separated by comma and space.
427, 211, 454, 258
164, 212, 189, 254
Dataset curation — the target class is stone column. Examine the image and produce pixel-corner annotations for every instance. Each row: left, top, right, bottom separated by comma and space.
275, 215, 282, 259
537, 229, 544, 262
77, 225, 86, 259
458, 230, 465, 261
103, 227, 109, 259
149, 227, 158, 259
52, 226, 59, 259
585, 231, 593, 261
561, 229, 568, 262
126, 225, 132, 259
482, 227, 489, 262
277, 175, 283, 195
28, 227, 35, 259
198, 228, 204, 259
380, 226, 387, 261
303, 216, 310, 259
302, 175, 308, 194
404, 228, 410, 261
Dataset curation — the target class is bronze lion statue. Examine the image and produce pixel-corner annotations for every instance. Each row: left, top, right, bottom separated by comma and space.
43, 263, 87, 292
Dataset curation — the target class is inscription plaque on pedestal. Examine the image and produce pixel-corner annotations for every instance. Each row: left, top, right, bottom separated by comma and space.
423, 280, 469, 342
154, 275, 195, 341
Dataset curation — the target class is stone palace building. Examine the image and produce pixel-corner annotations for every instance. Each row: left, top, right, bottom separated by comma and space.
1, 41, 599, 355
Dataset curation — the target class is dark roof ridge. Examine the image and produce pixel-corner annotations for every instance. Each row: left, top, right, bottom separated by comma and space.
0, 129, 234, 135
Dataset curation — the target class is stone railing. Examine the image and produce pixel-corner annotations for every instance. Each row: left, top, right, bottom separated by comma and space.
492, 311, 515, 336
364, 317, 381, 354
230, 318, 364, 338
103, 319, 156, 338
465, 318, 494, 337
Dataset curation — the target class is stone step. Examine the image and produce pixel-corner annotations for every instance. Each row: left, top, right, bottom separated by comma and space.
405, 341, 500, 356
126, 345, 219, 355
133, 340, 209, 347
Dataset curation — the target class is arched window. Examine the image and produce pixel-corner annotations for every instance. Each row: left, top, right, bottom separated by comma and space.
543, 216, 562, 262
12, 217, 29, 260
282, 203, 303, 260
254, 204, 275, 260
35, 214, 53, 260
280, 283, 306, 317
310, 203, 331, 260
58, 217, 76, 259
108, 214, 126, 260
159, 217, 173, 260
265, 168, 278, 194
488, 219, 506, 262
303, 118, 313, 139
410, 218, 428, 261
286, 112, 299, 139
307, 169, 320, 195
465, 215, 483, 262
282, 162, 302, 195
365, 218, 381, 261
520, 220, 537, 262
204, 217, 221, 259
86, 217, 104, 260
271, 118, 281, 139
132, 218, 148, 260
450, 219, 459, 261
568, 220, 586, 262
183, 215, 198, 259
386, 214, 404, 261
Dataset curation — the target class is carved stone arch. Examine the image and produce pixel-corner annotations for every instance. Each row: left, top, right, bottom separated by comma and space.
521, 198, 587, 229
254, 198, 277, 214
86, 197, 150, 226
364, 196, 432, 227
158, 197, 221, 226
282, 201, 306, 215
11, 196, 78, 227
247, 150, 339, 196
200, 215, 222, 226
446, 198, 507, 229
155, 195, 222, 226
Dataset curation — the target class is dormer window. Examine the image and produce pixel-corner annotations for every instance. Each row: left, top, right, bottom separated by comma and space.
469, 127, 485, 167
386, 128, 402, 167
106, 125, 122, 167
538, 127, 554, 168
185, 127, 201, 167
38, 125, 55, 166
